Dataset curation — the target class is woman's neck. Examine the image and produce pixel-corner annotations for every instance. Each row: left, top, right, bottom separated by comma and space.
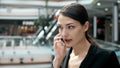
71, 38, 91, 56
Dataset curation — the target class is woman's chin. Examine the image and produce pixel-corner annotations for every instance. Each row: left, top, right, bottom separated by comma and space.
66, 44, 72, 47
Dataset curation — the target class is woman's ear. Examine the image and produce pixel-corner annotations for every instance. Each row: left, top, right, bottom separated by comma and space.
83, 21, 89, 32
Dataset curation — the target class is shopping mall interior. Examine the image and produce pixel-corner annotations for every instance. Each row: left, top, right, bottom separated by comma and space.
0, 0, 120, 68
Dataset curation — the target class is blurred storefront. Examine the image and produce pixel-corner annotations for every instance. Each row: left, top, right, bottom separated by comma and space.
0, 20, 37, 36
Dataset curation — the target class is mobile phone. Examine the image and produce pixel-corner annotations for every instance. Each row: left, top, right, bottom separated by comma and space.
61, 38, 65, 43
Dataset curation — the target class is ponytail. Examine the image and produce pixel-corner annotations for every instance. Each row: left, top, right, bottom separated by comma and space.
85, 31, 98, 46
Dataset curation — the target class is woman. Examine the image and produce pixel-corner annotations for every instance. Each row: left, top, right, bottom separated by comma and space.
53, 3, 120, 68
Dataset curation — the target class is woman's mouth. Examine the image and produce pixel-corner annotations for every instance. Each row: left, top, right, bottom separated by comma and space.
65, 39, 72, 43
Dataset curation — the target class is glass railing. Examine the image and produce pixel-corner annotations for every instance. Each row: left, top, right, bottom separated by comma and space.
0, 36, 36, 48
0, 36, 52, 65
96, 39, 120, 50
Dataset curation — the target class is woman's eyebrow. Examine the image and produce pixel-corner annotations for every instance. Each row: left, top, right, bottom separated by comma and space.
66, 23, 74, 26
57, 23, 74, 27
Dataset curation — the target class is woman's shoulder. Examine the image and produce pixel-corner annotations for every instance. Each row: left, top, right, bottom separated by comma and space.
89, 44, 119, 63
90, 44, 114, 56
87, 45, 120, 68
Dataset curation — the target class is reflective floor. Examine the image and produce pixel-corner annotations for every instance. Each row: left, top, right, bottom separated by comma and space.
0, 64, 51, 68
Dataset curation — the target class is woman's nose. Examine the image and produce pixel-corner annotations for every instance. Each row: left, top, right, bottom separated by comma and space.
60, 29, 68, 38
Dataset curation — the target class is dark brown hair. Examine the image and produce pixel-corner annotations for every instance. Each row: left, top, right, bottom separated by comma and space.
59, 3, 97, 46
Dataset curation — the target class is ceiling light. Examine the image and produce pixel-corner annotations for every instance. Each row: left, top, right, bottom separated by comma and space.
117, 0, 120, 3
105, 8, 108, 11
97, 2, 101, 6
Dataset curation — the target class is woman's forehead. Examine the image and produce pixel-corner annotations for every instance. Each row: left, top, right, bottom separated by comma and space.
57, 15, 81, 25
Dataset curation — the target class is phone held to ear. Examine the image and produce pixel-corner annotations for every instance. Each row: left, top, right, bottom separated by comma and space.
61, 38, 64, 43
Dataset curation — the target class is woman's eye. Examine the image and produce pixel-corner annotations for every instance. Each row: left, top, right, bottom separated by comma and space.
68, 26, 75, 29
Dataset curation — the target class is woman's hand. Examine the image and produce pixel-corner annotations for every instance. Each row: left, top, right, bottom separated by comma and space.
53, 33, 67, 68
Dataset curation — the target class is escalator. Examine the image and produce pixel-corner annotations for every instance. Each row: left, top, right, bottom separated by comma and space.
32, 19, 57, 45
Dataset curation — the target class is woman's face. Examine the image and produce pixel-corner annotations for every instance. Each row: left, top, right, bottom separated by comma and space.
57, 14, 88, 47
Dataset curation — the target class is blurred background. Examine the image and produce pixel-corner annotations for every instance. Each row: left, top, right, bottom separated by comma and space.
0, 0, 120, 68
